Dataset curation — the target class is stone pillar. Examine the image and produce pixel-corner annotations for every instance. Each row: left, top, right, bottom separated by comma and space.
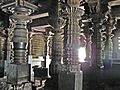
64, 0, 83, 72
103, 18, 111, 67
48, 0, 63, 76
45, 0, 84, 90
95, 0, 116, 68
88, 0, 104, 68
0, 26, 4, 78
80, 15, 92, 65
49, 28, 62, 75
7, 6, 31, 89
95, 0, 113, 68
3, 29, 11, 63
44, 0, 63, 90
91, 14, 104, 68
58, 0, 84, 90
43, 31, 49, 67
104, 7, 116, 67
11, 8, 30, 64
31, 33, 45, 57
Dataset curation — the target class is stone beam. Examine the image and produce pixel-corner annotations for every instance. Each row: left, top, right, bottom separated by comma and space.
30, 12, 49, 20
31, 25, 51, 32
108, 0, 120, 19
109, 0, 120, 6
0, 0, 38, 12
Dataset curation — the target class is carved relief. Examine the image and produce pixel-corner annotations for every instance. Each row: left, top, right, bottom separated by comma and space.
88, 0, 100, 13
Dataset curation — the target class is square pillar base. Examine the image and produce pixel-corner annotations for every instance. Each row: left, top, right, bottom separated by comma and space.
58, 71, 83, 90
7, 64, 30, 85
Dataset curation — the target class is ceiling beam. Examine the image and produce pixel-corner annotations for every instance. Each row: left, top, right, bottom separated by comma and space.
31, 24, 51, 32
109, 0, 120, 6
30, 12, 49, 20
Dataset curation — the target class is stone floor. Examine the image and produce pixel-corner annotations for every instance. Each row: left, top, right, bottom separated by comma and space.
83, 64, 120, 90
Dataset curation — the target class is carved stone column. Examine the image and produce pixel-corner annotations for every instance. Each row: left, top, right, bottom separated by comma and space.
49, 29, 62, 75
10, 7, 30, 64
80, 15, 92, 65
104, 6, 116, 67
45, 0, 83, 90
104, 14, 113, 67
3, 28, 12, 63
64, 0, 83, 72
58, 0, 83, 90
0, 24, 4, 78
48, 0, 63, 76
31, 33, 45, 58
44, 0, 63, 90
91, 14, 104, 68
6, 6, 32, 89
88, 0, 104, 68
43, 31, 49, 67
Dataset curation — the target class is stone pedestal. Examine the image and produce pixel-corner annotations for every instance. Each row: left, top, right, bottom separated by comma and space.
58, 71, 83, 90
7, 64, 30, 85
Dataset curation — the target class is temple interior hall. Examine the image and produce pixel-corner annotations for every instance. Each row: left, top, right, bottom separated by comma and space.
0, 0, 120, 90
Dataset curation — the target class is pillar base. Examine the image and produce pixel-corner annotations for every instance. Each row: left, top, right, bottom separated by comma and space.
7, 64, 30, 85
58, 71, 83, 90
44, 71, 83, 90
44, 75, 59, 90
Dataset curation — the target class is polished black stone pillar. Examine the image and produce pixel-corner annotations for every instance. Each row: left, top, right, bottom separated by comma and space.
44, 0, 63, 90
7, 6, 31, 87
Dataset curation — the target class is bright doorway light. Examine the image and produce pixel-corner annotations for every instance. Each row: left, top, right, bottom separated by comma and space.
78, 47, 86, 62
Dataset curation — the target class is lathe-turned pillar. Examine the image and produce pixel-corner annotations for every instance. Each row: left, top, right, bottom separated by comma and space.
7, 6, 32, 89
11, 8, 29, 64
